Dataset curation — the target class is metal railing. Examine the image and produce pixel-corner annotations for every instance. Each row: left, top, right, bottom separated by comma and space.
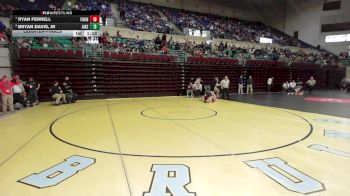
340, 59, 350, 66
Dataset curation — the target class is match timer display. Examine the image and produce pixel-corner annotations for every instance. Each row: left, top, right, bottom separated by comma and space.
12, 10, 101, 37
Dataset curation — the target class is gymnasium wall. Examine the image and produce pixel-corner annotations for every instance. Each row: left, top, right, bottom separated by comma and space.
318, 30, 350, 55
0, 48, 11, 77
284, 0, 350, 55
284, 0, 322, 47
318, 0, 350, 55
0, 17, 10, 27
257, 1, 287, 32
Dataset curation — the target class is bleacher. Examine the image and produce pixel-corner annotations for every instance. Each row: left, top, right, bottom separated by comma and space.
14, 44, 338, 98
13, 53, 182, 98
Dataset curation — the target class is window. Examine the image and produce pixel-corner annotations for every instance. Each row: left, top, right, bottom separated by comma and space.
321, 22, 350, 32
323, 1, 341, 11
259, 37, 273, 44
187, 29, 210, 38
325, 34, 350, 43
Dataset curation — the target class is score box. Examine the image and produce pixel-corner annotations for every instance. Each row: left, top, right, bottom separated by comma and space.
90, 23, 100, 30
90, 15, 100, 23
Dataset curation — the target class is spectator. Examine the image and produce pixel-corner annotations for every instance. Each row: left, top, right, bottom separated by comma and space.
193, 77, 203, 97
288, 80, 296, 95
220, 75, 230, 100
282, 81, 289, 94
246, 75, 253, 94
62, 82, 78, 103
26, 77, 40, 105
186, 79, 194, 98
210, 76, 220, 97
121, 1, 175, 34
340, 78, 348, 93
64, 76, 72, 87
116, 31, 122, 38
306, 76, 316, 95
238, 75, 244, 94
267, 77, 274, 92
0, 75, 15, 114
12, 77, 26, 108
50, 81, 66, 105
296, 78, 303, 87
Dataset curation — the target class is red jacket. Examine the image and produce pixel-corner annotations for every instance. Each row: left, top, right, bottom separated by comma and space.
0, 80, 15, 95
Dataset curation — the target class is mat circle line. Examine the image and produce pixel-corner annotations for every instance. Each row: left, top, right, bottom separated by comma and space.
49, 105, 313, 158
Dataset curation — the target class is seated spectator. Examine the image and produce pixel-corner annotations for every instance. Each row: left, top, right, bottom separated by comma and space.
64, 76, 72, 87
62, 82, 78, 103
74, 0, 113, 18
26, 77, 40, 105
0, 75, 15, 114
201, 91, 217, 103
50, 81, 66, 105
121, 1, 175, 34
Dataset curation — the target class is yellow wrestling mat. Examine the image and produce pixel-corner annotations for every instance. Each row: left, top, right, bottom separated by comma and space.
0, 97, 349, 196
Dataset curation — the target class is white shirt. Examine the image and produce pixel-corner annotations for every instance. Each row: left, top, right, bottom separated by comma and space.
194, 80, 202, 90
289, 82, 296, 88
220, 79, 230, 88
267, 78, 273, 85
13, 84, 24, 93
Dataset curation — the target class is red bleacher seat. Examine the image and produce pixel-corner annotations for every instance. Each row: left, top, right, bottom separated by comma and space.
103, 51, 110, 59
75, 50, 83, 58
48, 49, 58, 57
38, 49, 49, 57
56, 50, 66, 58
19, 48, 29, 58
66, 50, 75, 58
29, 48, 40, 57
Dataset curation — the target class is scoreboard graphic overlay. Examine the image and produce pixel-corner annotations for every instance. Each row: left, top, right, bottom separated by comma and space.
11, 10, 101, 37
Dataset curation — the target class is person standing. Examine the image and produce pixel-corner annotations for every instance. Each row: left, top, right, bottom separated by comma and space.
238, 75, 244, 94
306, 76, 316, 95
26, 77, 40, 105
340, 78, 347, 93
12, 77, 26, 108
282, 81, 289, 94
267, 77, 274, 92
0, 75, 15, 114
246, 75, 253, 94
296, 78, 303, 88
220, 75, 230, 100
194, 77, 203, 97
186, 79, 194, 98
210, 76, 220, 97
289, 80, 296, 95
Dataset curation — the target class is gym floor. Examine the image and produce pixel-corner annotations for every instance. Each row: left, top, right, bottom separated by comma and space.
0, 92, 349, 196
